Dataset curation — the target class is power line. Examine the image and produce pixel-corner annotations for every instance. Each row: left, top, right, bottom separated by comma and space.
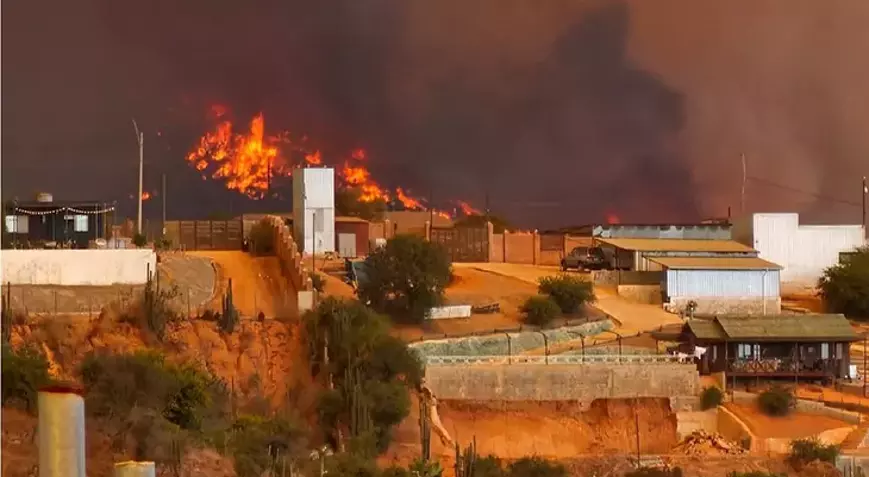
746, 175, 863, 208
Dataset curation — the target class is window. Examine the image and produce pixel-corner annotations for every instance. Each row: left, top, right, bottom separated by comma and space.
821, 343, 830, 360
4, 215, 28, 234
737, 343, 760, 359
65, 214, 88, 232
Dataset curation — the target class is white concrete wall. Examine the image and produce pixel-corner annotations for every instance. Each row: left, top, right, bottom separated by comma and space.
742, 213, 865, 289
1, 250, 156, 285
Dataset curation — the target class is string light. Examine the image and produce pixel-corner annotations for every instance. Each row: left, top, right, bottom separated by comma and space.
14, 206, 115, 216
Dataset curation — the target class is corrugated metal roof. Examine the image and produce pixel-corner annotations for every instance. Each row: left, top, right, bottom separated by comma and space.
596, 237, 756, 253
649, 256, 782, 270
715, 314, 858, 341
687, 320, 727, 340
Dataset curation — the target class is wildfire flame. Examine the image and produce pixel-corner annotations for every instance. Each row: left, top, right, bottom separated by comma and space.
456, 201, 482, 216
186, 106, 472, 218
606, 212, 621, 224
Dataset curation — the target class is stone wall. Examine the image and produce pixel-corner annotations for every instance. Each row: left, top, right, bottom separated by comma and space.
593, 270, 664, 286
617, 285, 662, 304
667, 297, 781, 316
423, 362, 699, 406
1, 249, 156, 286
675, 409, 718, 440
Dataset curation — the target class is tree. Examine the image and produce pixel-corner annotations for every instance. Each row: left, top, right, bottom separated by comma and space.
336, 187, 387, 221
357, 235, 452, 323
305, 298, 422, 455
818, 246, 869, 318
1, 343, 52, 412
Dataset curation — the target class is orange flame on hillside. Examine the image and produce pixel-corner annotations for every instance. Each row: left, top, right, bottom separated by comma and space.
186, 106, 474, 217
186, 109, 286, 198
456, 201, 481, 216
396, 187, 424, 210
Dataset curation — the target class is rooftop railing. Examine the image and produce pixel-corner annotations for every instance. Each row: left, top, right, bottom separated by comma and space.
423, 354, 692, 366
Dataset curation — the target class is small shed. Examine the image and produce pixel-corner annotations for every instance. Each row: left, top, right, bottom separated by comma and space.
4, 200, 115, 249
676, 314, 858, 381
595, 237, 759, 271
335, 216, 370, 258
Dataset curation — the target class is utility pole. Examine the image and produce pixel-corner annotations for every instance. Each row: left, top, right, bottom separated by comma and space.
132, 119, 144, 234
161, 173, 167, 236
862, 176, 867, 238
740, 153, 747, 214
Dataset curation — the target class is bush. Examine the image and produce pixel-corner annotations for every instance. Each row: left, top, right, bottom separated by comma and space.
120, 270, 180, 341
789, 438, 839, 466
758, 386, 795, 417
818, 246, 869, 318
520, 295, 561, 326
728, 472, 786, 477
625, 468, 683, 477
1, 343, 52, 412
700, 386, 724, 410
230, 414, 307, 477
538, 274, 595, 314
305, 298, 422, 454
356, 234, 452, 323
507, 457, 567, 477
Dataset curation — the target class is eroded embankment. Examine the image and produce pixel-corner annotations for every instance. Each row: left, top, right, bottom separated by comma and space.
385, 397, 678, 463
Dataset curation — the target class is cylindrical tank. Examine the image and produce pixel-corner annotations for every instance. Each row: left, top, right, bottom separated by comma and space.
35, 192, 54, 203
113, 461, 157, 477
38, 385, 86, 477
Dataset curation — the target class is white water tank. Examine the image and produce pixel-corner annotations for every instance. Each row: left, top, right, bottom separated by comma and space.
38, 386, 86, 477
36, 192, 54, 203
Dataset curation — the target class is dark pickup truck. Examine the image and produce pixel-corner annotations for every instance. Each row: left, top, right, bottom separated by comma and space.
560, 246, 608, 271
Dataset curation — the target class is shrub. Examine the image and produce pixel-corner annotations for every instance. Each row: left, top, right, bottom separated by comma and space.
356, 235, 452, 323
520, 295, 561, 326
1, 343, 52, 412
789, 438, 839, 467
625, 468, 683, 477
310, 272, 325, 293
728, 472, 786, 477
306, 298, 422, 454
758, 386, 795, 417
818, 246, 869, 318
230, 414, 307, 477
121, 270, 180, 341
537, 274, 595, 314
507, 457, 567, 477
700, 386, 724, 410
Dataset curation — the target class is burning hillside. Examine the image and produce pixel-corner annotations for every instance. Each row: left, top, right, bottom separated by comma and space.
186, 106, 474, 218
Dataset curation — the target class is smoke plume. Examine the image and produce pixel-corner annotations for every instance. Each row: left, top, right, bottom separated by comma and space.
3, 0, 867, 228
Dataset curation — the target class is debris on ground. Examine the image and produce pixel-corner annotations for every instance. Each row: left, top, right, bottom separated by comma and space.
673, 431, 747, 456
471, 303, 501, 314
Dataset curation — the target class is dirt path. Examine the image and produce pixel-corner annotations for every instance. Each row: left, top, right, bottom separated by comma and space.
461, 262, 683, 336
188, 251, 296, 318
724, 402, 851, 439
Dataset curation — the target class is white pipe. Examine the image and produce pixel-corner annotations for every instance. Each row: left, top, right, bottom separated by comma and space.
38, 386, 86, 477
114, 461, 157, 477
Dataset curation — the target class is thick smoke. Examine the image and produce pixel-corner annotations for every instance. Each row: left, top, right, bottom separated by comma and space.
3, 0, 867, 227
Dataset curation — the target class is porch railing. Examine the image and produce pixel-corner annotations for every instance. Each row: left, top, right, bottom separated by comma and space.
423, 354, 691, 366
726, 357, 840, 374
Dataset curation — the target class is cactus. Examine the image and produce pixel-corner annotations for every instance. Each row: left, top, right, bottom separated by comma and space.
454, 439, 478, 477
346, 366, 373, 437
219, 278, 238, 333
419, 392, 432, 461
2, 281, 11, 343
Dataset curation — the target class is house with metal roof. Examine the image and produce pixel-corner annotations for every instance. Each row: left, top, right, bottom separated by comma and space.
594, 237, 783, 316
666, 314, 859, 381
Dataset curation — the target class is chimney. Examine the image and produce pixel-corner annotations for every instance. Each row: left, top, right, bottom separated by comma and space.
38, 385, 86, 477
114, 461, 157, 477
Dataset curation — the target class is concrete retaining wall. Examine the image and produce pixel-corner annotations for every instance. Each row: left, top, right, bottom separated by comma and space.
1, 250, 156, 285
676, 409, 718, 440
667, 297, 782, 316
424, 362, 699, 405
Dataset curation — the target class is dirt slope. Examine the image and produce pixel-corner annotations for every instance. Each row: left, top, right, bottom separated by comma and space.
189, 251, 296, 318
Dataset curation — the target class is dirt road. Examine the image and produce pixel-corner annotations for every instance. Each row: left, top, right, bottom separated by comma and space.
188, 251, 297, 318
459, 262, 683, 336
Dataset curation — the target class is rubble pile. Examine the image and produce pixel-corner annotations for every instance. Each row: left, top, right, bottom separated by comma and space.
673, 431, 748, 456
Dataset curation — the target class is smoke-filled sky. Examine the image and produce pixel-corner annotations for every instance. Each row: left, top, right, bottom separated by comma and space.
3, 0, 868, 228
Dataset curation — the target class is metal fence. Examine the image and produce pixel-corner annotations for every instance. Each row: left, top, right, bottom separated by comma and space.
423, 354, 691, 366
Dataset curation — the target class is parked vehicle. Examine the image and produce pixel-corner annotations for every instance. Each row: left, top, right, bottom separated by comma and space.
561, 246, 608, 271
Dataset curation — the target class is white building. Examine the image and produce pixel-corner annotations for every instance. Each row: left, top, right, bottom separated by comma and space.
292, 167, 335, 254
733, 213, 866, 291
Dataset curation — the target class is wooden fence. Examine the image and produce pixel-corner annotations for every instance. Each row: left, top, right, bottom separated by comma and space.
165, 220, 244, 250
